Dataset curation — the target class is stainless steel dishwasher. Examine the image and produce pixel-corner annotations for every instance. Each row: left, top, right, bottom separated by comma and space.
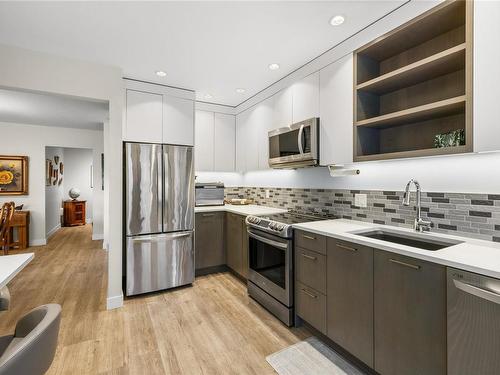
447, 268, 500, 375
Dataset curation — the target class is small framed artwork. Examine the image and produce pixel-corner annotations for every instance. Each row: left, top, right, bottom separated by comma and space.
46, 159, 53, 186
0, 155, 29, 195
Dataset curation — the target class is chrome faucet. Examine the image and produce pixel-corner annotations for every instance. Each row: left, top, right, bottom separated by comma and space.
402, 179, 432, 232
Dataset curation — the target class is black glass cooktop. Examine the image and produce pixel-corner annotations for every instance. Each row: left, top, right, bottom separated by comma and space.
257, 211, 334, 225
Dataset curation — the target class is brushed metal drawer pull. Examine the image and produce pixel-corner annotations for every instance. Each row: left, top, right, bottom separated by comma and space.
336, 243, 357, 252
301, 253, 317, 261
303, 235, 316, 240
389, 258, 421, 270
202, 213, 215, 217
301, 288, 318, 299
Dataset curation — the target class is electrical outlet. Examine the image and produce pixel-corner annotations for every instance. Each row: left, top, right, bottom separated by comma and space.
265, 189, 270, 199
355, 193, 367, 208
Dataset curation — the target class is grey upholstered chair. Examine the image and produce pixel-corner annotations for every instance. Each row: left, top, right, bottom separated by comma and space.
0, 304, 61, 375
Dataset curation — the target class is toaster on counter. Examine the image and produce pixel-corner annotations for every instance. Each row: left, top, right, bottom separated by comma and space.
195, 182, 225, 206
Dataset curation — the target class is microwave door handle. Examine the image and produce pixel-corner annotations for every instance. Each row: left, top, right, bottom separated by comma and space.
298, 124, 304, 154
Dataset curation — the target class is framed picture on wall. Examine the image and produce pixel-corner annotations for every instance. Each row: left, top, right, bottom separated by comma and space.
0, 155, 29, 195
45, 159, 53, 187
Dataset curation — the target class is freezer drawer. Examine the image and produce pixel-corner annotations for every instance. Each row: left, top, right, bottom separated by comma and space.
126, 231, 194, 296
447, 268, 500, 375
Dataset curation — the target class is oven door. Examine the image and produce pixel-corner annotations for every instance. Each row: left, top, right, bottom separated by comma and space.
268, 117, 319, 168
247, 228, 293, 307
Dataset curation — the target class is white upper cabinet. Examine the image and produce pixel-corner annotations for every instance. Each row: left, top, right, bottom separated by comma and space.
473, 0, 500, 152
244, 108, 260, 172
125, 89, 163, 143
255, 97, 274, 170
214, 113, 235, 172
235, 110, 249, 171
163, 95, 194, 146
292, 71, 320, 123
319, 54, 354, 166
194, 110, 215, 171
272, 86, 293, 129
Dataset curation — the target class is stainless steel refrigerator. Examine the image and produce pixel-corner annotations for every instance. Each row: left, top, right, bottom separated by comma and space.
124, 142, 194, 296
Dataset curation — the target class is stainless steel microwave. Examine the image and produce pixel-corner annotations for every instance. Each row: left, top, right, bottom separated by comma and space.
268, 117, 319, 169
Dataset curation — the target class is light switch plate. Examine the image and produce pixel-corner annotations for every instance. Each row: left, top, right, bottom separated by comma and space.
355, 193, 367, 208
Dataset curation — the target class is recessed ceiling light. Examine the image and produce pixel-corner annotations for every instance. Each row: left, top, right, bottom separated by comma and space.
204, 94, 213, 100
268, 63, 280, 71
236, 88, 246, 94
155, 70, 167, 77
330, 15, 345, 26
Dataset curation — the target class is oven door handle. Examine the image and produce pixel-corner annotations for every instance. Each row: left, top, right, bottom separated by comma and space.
297, 124, 305, 154
247, 230, 289, 250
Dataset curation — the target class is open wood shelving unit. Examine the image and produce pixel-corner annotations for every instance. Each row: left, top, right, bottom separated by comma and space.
353, 0, 473, 161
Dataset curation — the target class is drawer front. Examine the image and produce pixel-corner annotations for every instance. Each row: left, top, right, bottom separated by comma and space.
295, 230, 326, 255
296, 282, 327, 334
295, 247, 326, 294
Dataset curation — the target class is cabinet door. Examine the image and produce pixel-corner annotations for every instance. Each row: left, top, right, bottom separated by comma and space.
163, 95, 194, 146
273, 86, 293, 129
254, 97, 274, 170
195, 212, 225, 270
235, 110, 249, 171
319, 54, 354, 165
473, 1, 500, 152
226, 213, 243, 275
125, 89, 163, 143
244, 108, 259, 172
194, 110, 214, 171
214, 113, 235, 172
292, 72, 320, 123
327, 239, 373, 367
374, 251, 446, 375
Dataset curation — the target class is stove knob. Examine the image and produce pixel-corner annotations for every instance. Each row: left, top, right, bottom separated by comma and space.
278, 224, 285, 231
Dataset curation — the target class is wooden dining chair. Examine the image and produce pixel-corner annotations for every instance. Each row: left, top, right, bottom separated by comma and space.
0, 202, 15, 255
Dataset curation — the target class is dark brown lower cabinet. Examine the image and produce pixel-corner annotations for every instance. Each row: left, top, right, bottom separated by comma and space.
374, 250, 446, 375
326, 239, 374, 367
226, 212, 248, 279
195, 212, 225, 271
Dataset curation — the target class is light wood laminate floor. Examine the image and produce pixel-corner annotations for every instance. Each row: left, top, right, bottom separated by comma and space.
0, 225, 309, 374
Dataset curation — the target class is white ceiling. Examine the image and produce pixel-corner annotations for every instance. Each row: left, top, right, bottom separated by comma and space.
0, 88, 108, 130
0, 1, 405, 107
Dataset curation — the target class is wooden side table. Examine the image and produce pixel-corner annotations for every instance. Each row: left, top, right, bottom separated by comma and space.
63, 200, 86, 227
9, 211, 30, 250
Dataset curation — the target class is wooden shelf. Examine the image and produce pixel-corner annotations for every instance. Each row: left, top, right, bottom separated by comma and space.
356, 96, 466, 129
357, 1, 465, 62
354, 145, 471, 162
357, 44, 465, 95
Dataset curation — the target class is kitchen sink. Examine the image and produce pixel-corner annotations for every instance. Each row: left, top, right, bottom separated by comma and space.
351, 228, 462, 251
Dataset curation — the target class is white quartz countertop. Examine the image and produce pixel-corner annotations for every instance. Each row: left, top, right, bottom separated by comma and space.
0, 253, 34, 289
293, 219, 500, 279
195, 204, 287, 216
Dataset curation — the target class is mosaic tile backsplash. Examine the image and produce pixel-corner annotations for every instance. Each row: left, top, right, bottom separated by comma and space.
225, 187, 500, 242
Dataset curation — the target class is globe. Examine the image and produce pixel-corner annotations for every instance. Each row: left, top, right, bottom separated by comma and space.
69, 188, 81, 200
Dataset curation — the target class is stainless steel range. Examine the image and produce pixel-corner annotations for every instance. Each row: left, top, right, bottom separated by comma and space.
245, 211, 330, 326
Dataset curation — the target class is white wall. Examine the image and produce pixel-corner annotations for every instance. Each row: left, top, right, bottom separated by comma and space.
63, 148, 94, 223
45, 146, 64, 238
0, 43, 124, 310
0, 122, 104, 244
197, 151, 500, 194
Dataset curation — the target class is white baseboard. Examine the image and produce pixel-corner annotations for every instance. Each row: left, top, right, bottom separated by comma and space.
107, 293, 123, 310
30, 239, 47, 246
46, 224, 61, 239
92, 233, 104, 240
